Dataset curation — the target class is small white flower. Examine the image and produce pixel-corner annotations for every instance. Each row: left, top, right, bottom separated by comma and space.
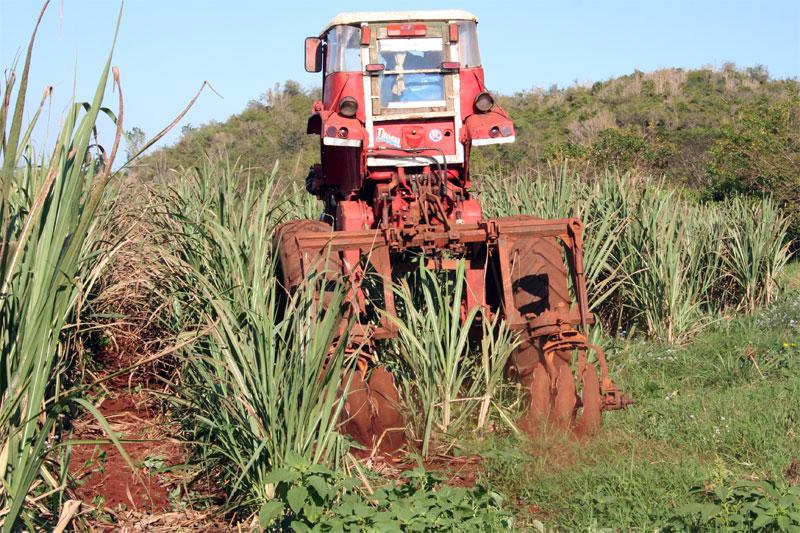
721, 416, 726, 421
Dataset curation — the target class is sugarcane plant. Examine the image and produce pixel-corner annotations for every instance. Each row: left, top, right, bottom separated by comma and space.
0, 2, 124, 528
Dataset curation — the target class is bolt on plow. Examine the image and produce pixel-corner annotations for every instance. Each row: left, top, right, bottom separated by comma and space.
277, 10, 632, 457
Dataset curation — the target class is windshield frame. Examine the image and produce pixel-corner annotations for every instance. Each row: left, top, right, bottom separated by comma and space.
366, 23, 457, 117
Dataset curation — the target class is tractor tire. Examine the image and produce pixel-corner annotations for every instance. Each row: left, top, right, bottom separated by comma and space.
274, 219, 342, 294
502, 215, 571, 317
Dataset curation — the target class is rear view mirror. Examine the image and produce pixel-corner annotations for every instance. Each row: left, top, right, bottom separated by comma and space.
305, 37, 322, 72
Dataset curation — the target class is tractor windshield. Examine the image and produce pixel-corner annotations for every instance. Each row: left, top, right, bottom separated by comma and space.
327, 25, 361, 72
457, 21, 481, 67
378, 37, 445, 108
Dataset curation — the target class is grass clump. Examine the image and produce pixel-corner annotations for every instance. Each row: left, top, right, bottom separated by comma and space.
457, 283, 800, 530
387, 260, 519, 456
152, 161, 356, 514
260, 459, 514, 531
667, 479, 800, 531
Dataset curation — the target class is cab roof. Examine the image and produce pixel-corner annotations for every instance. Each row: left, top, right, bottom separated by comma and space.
321, 10, 478, 37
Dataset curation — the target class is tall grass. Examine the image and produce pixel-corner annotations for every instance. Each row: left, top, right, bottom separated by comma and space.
722, 197, 792, 314
153, 161, 354, 513
480, 166, 627, 314
131, 158, 792, 523
618, 187, 722, 343
387, 261, 519, 456
148, 161, 792, 494
0, 3, 123, 528
479, 165, 792, 343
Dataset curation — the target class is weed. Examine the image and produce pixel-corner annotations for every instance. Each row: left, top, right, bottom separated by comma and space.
259, 454, 514, 531
668, 479, 800, 531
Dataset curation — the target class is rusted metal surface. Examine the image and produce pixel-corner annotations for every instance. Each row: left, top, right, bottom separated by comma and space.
340, 365, 406, 457
285, 216, 631, 437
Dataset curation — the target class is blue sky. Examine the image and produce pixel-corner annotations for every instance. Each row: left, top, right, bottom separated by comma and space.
1, 0, 798, 154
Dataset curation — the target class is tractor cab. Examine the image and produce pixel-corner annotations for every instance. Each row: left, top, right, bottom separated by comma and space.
304, 11, 515, 229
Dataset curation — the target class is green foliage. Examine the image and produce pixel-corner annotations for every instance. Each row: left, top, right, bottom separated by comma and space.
721, 198, 793, 313
260, 459, 515, 531
144, 156, 795, 528
460, 284, 800, 531
669, 479, 800, 531
478, 167, 628, 315
489, 67, 797, 185
140, 66, 799, 202
614, 184, 722, 343
706, 96, 800, 239
590, 125, 674, 172
125, 126, 146, 162
479, 166, 792, 342
387, 260, 520, 455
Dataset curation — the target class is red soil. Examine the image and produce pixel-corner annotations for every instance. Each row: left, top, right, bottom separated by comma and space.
67, 346, 186, 514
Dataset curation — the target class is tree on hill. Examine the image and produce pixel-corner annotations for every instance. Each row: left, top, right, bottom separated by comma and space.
706, 96, 800, 237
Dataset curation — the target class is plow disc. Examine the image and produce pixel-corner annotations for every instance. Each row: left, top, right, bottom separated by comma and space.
521, 334, 633, 436
518, 329, 633, 437
523, 354, 605, 436
577, 364, 602, 434
340, 366, 406, 457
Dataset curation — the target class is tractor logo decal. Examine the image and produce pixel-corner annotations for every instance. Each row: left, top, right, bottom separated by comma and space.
375, 127, 402, 148
428, 129, 443, 143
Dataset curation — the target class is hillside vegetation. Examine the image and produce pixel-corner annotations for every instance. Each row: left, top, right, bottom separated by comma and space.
135, 65, 799, 236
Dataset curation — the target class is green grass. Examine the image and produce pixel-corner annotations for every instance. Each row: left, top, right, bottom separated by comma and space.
459, 289, 800, 531
138, 157, 798, 529
479, 167, 793, 344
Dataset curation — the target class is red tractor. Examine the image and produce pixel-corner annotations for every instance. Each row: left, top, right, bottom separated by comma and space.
277, 10, 629, 455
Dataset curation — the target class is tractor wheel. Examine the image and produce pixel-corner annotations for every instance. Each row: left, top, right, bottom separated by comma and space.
502, 215, 571, 317
274, 219, 342, 304
340, 370, 373, 450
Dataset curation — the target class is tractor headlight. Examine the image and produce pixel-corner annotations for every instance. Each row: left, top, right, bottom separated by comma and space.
474, 91, 494, 113
338, 97, 358, 118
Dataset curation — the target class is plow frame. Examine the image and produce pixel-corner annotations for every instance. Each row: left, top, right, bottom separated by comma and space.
285, 216, 631, 411
288, 216, 591, 338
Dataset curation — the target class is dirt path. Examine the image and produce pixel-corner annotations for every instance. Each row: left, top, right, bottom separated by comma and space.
66, 345, 217, 531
